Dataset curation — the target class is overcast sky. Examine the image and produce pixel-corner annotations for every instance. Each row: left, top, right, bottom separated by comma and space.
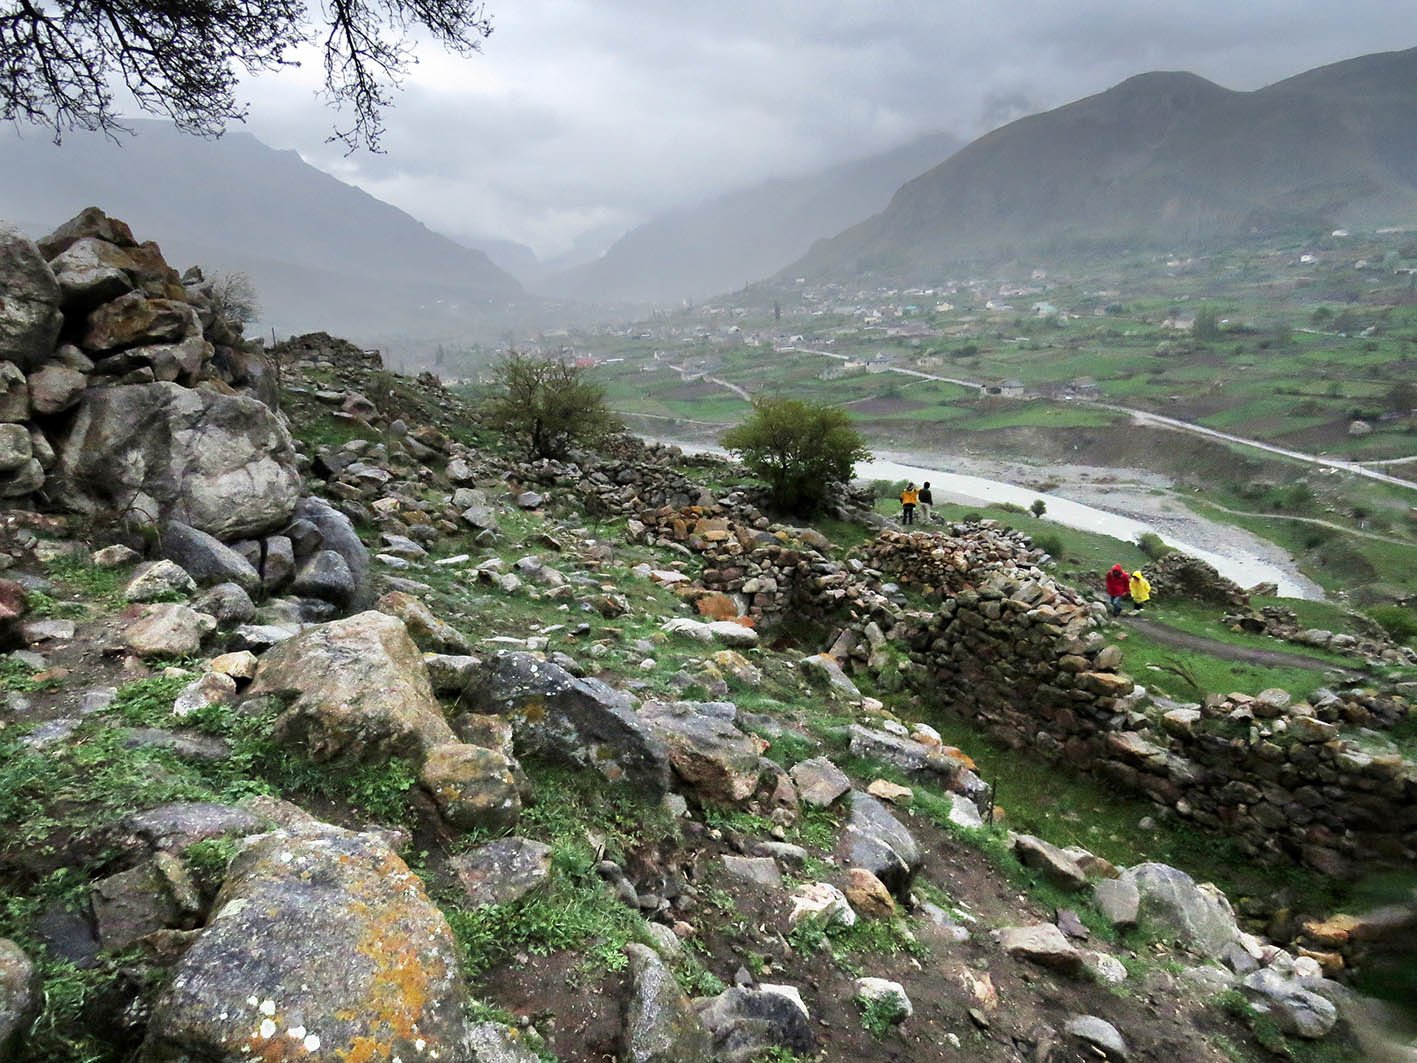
228, 1, 1417, 259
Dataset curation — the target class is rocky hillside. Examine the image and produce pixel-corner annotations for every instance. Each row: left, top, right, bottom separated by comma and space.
791, 47, 1417, 280
0, 212, 1414, 1063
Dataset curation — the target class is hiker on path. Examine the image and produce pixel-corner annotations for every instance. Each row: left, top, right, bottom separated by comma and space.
900, 483, 919, 525
1129, 569, 1152, 612
919, 481, 934, 524
1105, 564, 1130, 616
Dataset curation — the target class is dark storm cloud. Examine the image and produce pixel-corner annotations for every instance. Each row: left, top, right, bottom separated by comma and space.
232, 1, 1417, 257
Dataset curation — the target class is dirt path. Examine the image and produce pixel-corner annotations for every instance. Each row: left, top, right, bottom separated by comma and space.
1122, 616, 1362, 674
1192, 500, 1417, 547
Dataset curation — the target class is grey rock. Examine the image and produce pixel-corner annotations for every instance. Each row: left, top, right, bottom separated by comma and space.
291, 549, 355, 607
138, 824, 476, 1063
0, 423, 31, 472
291, 496, 369, 596
460, 652, 670, 793
53, 383, 300, 540
799, 654, 860, 698
854, 977, 911, 1021
997, 923, 1084, 975
123, 728, 231, 761
623, 943, 713, 1063
467, 1022, 543, 1062
46, 235, 135, 309
838, 791, 920, 898
26, 365, 86, 415
1013, 834, 1088, 891
161, 521, 260, 591
122, 603, 214, 657
0, 457, 42, 498
260, 535, 295, 591
451, 837, 552, 907
194, 582, 256, 626
91, 860, 184, 951
124, 559, 197, 602
419, 742, 521, 832
424, 653, 482, 694
848, 724, 961, 784
0, 362, 27, 423
694, 985, 815, 1063
1240, 968, 1338, 1039
789, 757, 850, 808
639, 700, 770, 807
244, 610, 456, 763
721, 855, 782, 888
116, 801, 265, 856
0, 938, 40, 1061
1121, 862, 1239, 959
1064, 1015, 1129, 1061
1092, 878, 1140, 931
0, 230, 63, 370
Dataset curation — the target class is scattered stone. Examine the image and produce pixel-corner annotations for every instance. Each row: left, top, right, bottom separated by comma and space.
160, 521, 260, 591
450, 837, 552, 907
92, 543, 141, 568
798, 654, 861, 699
1013, 834, 1088, 891
123, 603, 213, 657
172, 671, 237, 718
844, 867, 896, 918
208, 650, 258, 682
462, 651, 670, 791
1064, 1015, 1129, 1061
997, 924, 1084, 975
1240, 968, 1338, 1039
640, 700, 769, 807
243, 610, 457, 763
854, 978, 911, 1021
866, 779, 914, 805
945, 792, 983, 828
419, 742, 521, 832
0, 938, 39, 1061
661, 617, 759, 649
695, 985, 815, 1063
789, 757, 850, 808
1093, 878, 1141, 932
622, 943, 713, 1063
1122, 863, 1239, 959
124, 559, 197, 602
116, 802, 265, 856
838, 792, 920, 899
787, 883, 856, 928
721, 855, 782, 888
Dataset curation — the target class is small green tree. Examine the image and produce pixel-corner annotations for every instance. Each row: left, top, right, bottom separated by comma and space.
1030, 498, 1047, 518
721, 397, 871, 515
1192, 307, 1222, 342
483, 353, 621, 460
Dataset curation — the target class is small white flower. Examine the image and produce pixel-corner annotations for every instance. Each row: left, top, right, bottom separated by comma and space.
258, 1018, 276, 1040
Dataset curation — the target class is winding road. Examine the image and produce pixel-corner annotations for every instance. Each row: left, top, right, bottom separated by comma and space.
775, 346, 1417, 494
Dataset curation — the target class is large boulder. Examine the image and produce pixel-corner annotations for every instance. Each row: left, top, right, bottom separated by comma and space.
46, 235, 137, 309
837, 791, 920, 899
81, 291, 194, 352
53, 382, 300, 540
137, 823, 478, 1063
0, 938, 40, 1061
639, 700, 769, 806
376, 590, 470, 655
460, 652, 669, 792
37, 206, 137, 259
623, 943, 713, 1063
1121, 863, 1239, 959
694, 985, 815, 1063
244, 611, 456, 763
290, 496, 369, 598
419, 742, 521, 832
160, 521, 261, 591
450, 837, 552, 908
0, 229, 63, 370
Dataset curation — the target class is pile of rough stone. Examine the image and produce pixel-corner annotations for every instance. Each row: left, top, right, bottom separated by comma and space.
1223, 603, 1417, 666
0, 209, 369, 619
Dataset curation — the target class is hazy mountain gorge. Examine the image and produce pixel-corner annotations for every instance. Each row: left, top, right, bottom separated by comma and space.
539, 132, 962, 305
0, 122, 525, 347
792, 47, 1417, 280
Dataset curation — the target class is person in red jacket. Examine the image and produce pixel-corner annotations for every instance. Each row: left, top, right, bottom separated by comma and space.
1105, 564, 1131, 616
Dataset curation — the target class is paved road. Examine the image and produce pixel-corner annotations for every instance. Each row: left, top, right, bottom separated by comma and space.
776, 346, 1417, 494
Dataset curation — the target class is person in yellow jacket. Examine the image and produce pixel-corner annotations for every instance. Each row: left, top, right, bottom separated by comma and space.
1129, 570, 1152, 611
899, 483, 919, 525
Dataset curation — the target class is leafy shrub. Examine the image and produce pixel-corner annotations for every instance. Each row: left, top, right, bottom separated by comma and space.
1034, 532, 1064, 559
721, 397, 871, 515
1368, 605, 1417, 645
483, 352, 622, 459
1137, 532, 1173, 559
1030, 498, 1047, 517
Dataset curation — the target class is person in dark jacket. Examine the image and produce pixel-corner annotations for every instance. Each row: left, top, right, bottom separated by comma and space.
919, 481, 934, 524
1105, 564, 1130, 616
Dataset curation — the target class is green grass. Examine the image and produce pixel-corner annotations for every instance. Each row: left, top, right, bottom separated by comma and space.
1114, 625, 1341, 703
856, 991, 909, 1040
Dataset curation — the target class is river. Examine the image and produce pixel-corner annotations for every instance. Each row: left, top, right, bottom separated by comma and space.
649, 437, 1321, 599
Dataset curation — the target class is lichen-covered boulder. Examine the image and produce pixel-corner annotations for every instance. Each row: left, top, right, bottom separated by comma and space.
376, 590, 470, 655
639, 700, 777, 807
460, 652, 669, 792
244, 611, 457, 763
419, 742, 521, 832
837, 791, 920, 899
137, 823, 478, 1063
0, 938, 40, 1061
0, 229, 63, 370
53, 382, 300, 540
623, 943, 713, 1063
